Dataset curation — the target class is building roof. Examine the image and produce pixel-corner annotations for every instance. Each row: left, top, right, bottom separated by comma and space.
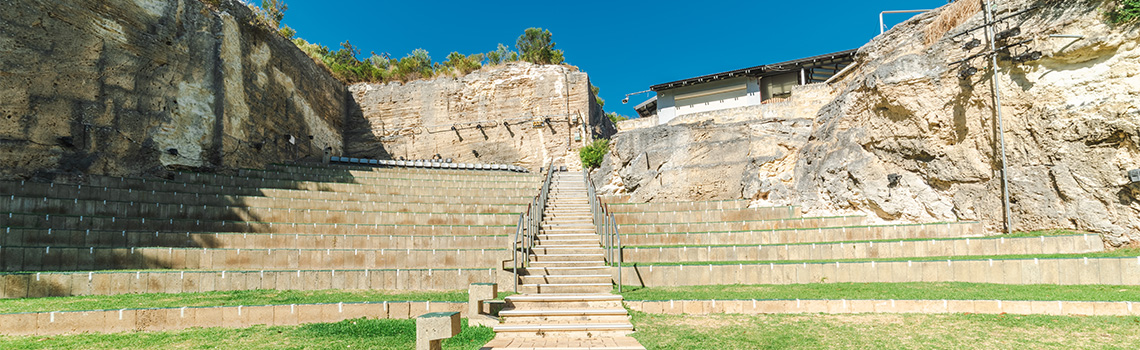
633, 96, 657, 119
649, 49, 858, 91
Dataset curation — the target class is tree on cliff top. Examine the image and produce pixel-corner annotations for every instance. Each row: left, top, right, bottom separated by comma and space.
516, 28, 564, 65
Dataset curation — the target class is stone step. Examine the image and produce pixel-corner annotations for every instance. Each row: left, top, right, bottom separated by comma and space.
492, 323, 634, 338
530, 248, 604, 255
500, 315, 632, 325
518, 283, 613, 294
519, 274, 613, 284
519, 266, 610, 275
529, 254, 605, 262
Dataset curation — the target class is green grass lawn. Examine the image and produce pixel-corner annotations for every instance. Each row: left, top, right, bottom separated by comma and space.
0, 289, 472, 314
0, 318, 493, 350
617, 282, 1140, 301
629, 311, 1140, 349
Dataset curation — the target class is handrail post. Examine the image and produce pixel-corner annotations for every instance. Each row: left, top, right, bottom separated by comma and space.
615, 212, 622, 293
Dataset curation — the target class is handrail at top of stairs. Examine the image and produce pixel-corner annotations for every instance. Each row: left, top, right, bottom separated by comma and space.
582, 169, 622, 292
513, 160, 555, 293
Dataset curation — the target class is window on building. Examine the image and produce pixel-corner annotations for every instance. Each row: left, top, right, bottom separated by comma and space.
761, 72, 799, 101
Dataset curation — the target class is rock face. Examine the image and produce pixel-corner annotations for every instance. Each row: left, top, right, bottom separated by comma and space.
592, 85, 829, 203
0, 0, 347, 180
346, 63, 612, 171
600, 0, 1140, 245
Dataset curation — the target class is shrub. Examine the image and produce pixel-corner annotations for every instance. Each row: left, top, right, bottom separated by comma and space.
516, 28, 565, 65
1108, 0, 1140, 24
579, 139, 609, 169
607, 112, 629, 123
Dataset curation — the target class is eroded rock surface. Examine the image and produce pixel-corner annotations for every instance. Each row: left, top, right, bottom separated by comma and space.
599, 0, 1140, 245
0, 0, 347, 180
346, 63, 611, 171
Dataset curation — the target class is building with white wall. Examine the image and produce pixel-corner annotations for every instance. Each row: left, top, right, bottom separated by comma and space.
636, 49, 856, 123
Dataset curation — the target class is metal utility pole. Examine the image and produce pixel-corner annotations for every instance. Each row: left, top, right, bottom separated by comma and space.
984, 0, 1014, 234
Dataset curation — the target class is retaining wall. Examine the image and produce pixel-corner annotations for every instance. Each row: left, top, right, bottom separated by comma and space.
625, 299, 1140, 316
0, 268, 512, 299
622, 234, 1102, 262
0, 301, 468, 336
613, 256, 1139, 286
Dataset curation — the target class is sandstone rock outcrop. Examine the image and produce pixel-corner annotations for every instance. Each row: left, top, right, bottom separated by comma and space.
598, 0, 1140, 245
0, 0, 347, 180
346, 63, 611, 171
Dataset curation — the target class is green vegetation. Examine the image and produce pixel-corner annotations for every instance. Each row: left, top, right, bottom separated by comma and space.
289, 27, 567, 84
607, 112, 631, 123
0, 318, 493, 350
0, 289, 466, 314
592, 85, 605, 108
618, 282, 1140, 302
515, 28, 564, 65
617, 248, 1140, 267
630, 311, 1140, 350
1108, 0, 1140, 24
579, 139, 610, 169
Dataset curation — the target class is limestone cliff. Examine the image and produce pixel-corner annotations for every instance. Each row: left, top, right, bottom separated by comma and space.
599, 0, 1140, 245
0, 0, 347, 180
346, 63, 612, 171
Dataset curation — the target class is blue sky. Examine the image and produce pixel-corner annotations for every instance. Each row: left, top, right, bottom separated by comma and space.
279, 0, 952, 117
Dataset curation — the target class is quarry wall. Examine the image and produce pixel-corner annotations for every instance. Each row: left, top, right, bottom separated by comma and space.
597, 0, 1140, 245
592, 83, 834, 203
0, 0, 348, 180
346, 63, 612, 171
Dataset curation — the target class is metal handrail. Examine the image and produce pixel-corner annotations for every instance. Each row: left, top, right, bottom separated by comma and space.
513, 160, 555, 293
582, 169, 622, 292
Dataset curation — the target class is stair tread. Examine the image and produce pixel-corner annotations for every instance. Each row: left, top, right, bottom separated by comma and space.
500, 309, 629, 316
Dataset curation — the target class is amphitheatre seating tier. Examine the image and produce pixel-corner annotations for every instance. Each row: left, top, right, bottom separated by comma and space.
0, 246, 507, 271
0, 301, 471, 336
603, 200, 752, 213
2, 228, 506, 250
0, 181, 530, 206
227, 168, 539, 186
620, 222, 984, 246
618, 216, 866, 234
0, 268, 502, 298
2, 212, 513, 235
613, 256, 1140, 286
264, 163, 537, 176
176, 172, 537, 190
23, 175, 536, 198
0, 196, 520, 225
622, 234, 1103, 262
613, 206, 802, 224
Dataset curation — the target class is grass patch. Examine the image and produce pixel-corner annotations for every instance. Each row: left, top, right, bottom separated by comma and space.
617, 248, 1140, 267
0, 317, 493, 349
630, 311, 1140, 349
618, 282, 1140, 302
0, 289, 468, 314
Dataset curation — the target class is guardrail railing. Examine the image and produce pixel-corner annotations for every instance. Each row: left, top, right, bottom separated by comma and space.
512, 161, 555, 292
583, 170, 622, 292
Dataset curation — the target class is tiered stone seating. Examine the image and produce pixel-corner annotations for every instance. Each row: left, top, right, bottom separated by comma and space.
0, 163, 539, 298
608, 200, 1111, 287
